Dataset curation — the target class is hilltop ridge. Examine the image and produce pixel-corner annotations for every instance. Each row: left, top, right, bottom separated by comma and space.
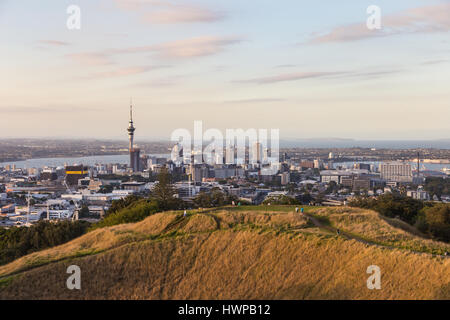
0, 206, 448, 300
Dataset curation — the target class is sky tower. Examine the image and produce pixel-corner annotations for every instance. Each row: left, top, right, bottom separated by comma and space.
128, 101, 140, 172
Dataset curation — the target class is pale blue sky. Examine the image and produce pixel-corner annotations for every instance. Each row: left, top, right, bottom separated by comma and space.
1, 0, 449, 140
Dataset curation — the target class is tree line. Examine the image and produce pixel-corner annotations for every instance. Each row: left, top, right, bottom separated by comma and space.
0, 220, 90, 266
349, 193, 450, 242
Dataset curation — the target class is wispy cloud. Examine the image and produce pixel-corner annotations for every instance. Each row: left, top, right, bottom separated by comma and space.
150, 36, 242, 58
347, 70, 403, 79
85, 65, 169, 79
235, 69, 402, 85
38, 40, 70, 46
142, 6, 225, 24
66, 36, 242, 68
114, 0, 225, 24
307, 3, 450, 44
308, 24, 383, 44
110, 36, 242, 58
420, 59, 449, 66
235, 71, 348, 85
66, 53, 114, 66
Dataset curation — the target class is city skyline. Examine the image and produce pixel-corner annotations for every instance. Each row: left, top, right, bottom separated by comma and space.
1, 0, 450, 305
1, 0, 450, 140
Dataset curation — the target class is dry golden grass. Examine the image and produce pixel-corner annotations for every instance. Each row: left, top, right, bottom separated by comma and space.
314, 207, 450, 254
216, 210, 309, 229
179, 214, 218, 233
0, 207, 448, 300
0, 212, 180, 277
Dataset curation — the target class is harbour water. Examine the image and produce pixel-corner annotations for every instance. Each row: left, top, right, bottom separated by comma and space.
0, 154, 169, 169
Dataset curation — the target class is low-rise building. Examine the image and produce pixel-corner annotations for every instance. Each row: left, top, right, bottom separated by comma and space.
407, 187, 430, 201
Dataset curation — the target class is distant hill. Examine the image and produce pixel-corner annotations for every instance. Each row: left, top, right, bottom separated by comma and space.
280, 138, 450, 149
0, 206, 448, 300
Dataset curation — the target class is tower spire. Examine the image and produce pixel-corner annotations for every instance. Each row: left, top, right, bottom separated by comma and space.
130, 98, 133, 122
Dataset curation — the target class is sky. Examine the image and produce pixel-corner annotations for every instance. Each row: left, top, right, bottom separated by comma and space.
1, 0, 449, 141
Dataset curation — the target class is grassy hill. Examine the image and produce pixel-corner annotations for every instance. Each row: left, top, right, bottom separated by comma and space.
0, 206, 448, 300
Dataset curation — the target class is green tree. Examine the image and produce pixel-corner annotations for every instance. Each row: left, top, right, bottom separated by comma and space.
152, 167, 178, 210
99, 185, 114, 194
193, 188, 238, 208
424, 177, 450, 200
107, 195, 143, 216
349, 193, 423, 224
0, 220, 90, 266
193, 192, 212, 208
325, 181, 339, 194
262, 195, 299, 205
421, 204, 450, 241
286, 183, 297, 194
92, 200, 160, 230
79, 205, 90, 218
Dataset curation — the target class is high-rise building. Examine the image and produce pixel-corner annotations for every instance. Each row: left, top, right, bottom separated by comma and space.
191, 164, 210, 182
263, 147, 269, 164
251, 142, 262, 164
127, 102, 140, 172
130, 149, 141, 172
380, 162, 412, 183
225, 144, 235, 164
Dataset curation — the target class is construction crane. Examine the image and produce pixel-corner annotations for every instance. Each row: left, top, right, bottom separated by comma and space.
64, 180, 73, 194
26, 192, 31, 226
47, 200, 50, 221
64, 179, 81, 221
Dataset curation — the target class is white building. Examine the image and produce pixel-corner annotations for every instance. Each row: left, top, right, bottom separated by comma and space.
407, 187, 430, 201
380, 162, 413, 183
320, 169, 370, 184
